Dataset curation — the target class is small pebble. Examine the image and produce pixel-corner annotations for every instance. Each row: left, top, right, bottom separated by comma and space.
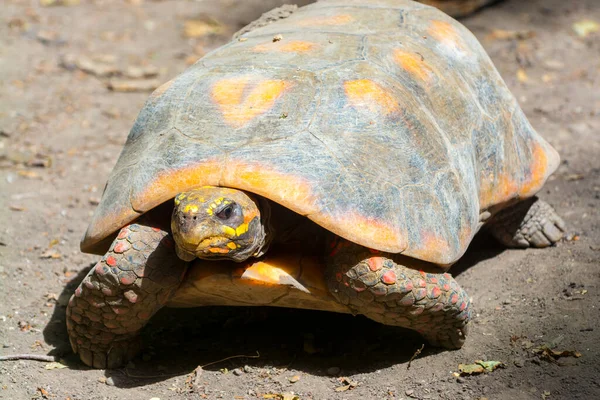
456, 377, 466, 384
405, 389, 415, 396
106, 377, 115, 386
233, 368, 242, 376
243, 365, 253, 373
327, 366, 340, 375
514, 360, 524, 368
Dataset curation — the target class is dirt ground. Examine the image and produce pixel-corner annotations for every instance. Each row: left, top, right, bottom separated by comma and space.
1, 0, 599, 399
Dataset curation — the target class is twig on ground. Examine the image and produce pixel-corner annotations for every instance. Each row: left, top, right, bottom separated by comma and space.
0, 354, 56, 362
407, 344, 425, 370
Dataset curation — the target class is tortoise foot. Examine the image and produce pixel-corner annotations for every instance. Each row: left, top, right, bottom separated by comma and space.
326, 240, 471, 349
489, 197, 566, 248
67, 221, 187, 368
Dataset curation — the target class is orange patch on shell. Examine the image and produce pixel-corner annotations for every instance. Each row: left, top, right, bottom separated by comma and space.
222, 161, 320, 217
322, 212, 407, 254
519, 143, 549, 197
394, 50, 435, 83
253, 40, 316, 53
344, 79, 399, 116
131, 160, 223, 212
298, 14, 353, 26
428, 20, 466, 52
409, 232, 452, 266
211, 76, 291, 128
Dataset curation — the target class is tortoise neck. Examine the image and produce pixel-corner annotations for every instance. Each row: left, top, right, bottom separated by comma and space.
252, 195, 274, 258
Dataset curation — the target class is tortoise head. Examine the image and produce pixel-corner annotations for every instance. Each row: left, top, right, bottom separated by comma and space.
171, 187, 270, 262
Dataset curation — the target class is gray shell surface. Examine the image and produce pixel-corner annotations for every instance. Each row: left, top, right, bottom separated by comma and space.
82, 0, 559, 265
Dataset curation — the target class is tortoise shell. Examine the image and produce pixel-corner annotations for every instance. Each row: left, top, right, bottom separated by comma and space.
82, 0, 559, 265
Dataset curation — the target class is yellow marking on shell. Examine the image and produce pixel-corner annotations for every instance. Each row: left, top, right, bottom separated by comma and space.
394, 50, 435, 83
222, 226, 236, 236
298, 14, 353, 26
226, 242, 238, 250
253, 40, 317, 53
344, 79, 399, 116
207, 208, 213, 215
211, 76, 291, 128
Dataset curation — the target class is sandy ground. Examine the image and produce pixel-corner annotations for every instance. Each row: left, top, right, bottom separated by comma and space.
1, 0, 599, 399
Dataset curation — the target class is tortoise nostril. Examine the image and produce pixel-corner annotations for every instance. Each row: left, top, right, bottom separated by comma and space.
193, 216, 197, 220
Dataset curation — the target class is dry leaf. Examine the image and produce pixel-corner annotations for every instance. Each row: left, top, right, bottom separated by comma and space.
289, 375, 300, 383
263, 394, 299, 400
335, 377, 358, 392
40, 249, 61, 259
107, 78, 161, 92
37, 387, 49, 398
487, 29, 535, 41
517, 68, 528, 83
458, 360, 504, 376
17, 170, 40, 179
9, 205, 26, 212
40, 0, 79, 6
44, 361, 67, 370
183, 18, 224, 38
572, 19, 599, 38
533, 345, 582, 361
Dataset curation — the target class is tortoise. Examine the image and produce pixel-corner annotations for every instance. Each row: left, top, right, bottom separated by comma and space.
67, 0, 566, 369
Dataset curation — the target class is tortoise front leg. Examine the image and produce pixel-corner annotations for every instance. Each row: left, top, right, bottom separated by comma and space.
67, 222, 188, 368
325, 239, 470, 349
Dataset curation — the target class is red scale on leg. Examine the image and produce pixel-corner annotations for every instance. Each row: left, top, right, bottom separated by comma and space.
416, 278, 427, 288
459, 301, 467, 311
117, 229, 129, 239
367, 257, 383, 271
381, 270, 397, 285
428, 286, 442, 299
106, 256, 117, 267
113, 241, 131, 254
442, 283, 451, 291
450, 293, 459, 304
119, 272, 136, 285
335, 272, 343, 282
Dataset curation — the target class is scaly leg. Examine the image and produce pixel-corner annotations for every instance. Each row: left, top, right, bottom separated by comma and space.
326, 239, 470, 349
488, 197, 566, 248
67, 221, 188, 368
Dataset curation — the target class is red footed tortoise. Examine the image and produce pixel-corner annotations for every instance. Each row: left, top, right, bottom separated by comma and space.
67, 0, 565, 368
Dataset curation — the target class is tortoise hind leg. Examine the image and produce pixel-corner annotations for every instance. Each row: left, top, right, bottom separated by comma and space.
488, 197, 566, 248
67, 221, 188, 368
325, 239, 470, 349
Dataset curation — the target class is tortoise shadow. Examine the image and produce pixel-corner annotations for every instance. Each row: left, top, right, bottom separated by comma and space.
42, 232, 505, 388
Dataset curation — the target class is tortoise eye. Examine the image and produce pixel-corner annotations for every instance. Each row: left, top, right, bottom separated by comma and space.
216, 203, 235, 220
